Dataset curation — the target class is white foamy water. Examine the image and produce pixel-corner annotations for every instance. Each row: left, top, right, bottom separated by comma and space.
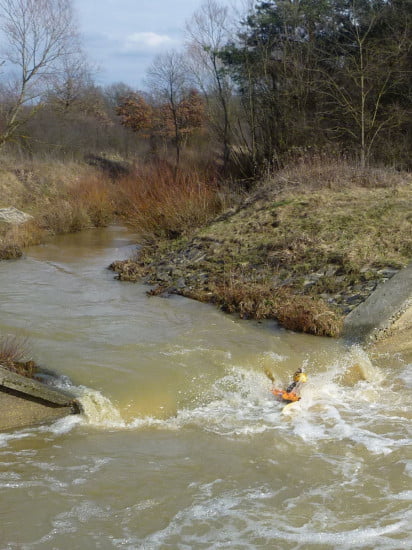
69, 346, 410, 456
3, 345, 410, 549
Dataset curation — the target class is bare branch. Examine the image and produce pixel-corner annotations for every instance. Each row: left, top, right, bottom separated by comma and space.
0, 0, 81, 146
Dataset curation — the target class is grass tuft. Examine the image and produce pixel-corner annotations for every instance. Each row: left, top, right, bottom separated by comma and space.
0, 334, 37, 378
274, 291, 343, 337
0, 244, 23, 260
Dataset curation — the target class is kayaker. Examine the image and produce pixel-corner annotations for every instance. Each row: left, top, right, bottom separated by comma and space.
272, 368, 308, 403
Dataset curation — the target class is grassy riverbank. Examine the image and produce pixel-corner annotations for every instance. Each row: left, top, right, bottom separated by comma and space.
110, 159, 412, 337
1, 155, 411, 338
0, 158, 116, 257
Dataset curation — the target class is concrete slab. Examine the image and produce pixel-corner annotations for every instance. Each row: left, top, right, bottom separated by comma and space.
0, 365, 81, 432
372, 326, 412, 361
343, 263, 412, 345
0, 207, 33, 224
0, 388, 76, 431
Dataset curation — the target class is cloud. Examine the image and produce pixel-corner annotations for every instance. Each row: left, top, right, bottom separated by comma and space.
75, 0, 246, 86
123, 32, 175, 52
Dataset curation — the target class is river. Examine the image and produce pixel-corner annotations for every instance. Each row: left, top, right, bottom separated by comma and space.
0, 226, 410, 549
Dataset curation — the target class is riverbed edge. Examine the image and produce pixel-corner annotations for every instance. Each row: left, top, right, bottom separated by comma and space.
108, 178, 412, 341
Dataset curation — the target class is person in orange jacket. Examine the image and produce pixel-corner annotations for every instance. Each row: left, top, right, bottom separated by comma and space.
271, 368, 308, 403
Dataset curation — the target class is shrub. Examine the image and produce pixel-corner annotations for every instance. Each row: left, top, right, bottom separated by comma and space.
115, 161, 224, 241
38, 174, 114, 235
274, 291, 343, 337
67, 174, 114, 227
0, 244, 22, 260
1, 219, 45, 249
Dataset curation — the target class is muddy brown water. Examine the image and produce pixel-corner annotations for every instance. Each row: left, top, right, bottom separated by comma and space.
0, 226, 410, 549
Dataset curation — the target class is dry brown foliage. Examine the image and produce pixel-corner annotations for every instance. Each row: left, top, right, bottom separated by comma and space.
116, 94, 153, 134
205, 278, 343, 337
274, 291, 343, 337
67, 174, 114, 227
0, 244, 22, 260
117, 89, 205, 139
1, 220, 45, 249
115, 162, 224, 240
0, 159, 116, 249
38, 174, 114, 235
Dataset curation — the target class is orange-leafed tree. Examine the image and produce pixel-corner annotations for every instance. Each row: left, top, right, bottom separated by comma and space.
177, 89, 205, 137
116, 93, 153, 135
116, 85, 205, 167
155, 88, 205, 140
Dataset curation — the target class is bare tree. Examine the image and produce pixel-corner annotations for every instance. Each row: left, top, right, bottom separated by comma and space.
0, 0, 81, 146
146, 50, 190, 171
186, 0, 234, 171
103, 82, 136, 111
313, 1, 411, 167
47, 55, 93, 114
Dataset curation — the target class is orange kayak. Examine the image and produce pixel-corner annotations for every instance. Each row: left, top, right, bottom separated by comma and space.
272, 388, 300, 403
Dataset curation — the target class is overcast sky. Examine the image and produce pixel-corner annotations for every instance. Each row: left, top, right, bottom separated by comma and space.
74, 0, 247, 90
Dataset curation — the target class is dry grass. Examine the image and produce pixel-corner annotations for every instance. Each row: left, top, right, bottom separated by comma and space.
274, 291, 343, 337
0, 157, 117, 247
266, 156, 409, 192
198, 277, 343, 337
68, 175, 114, 227
38, 174, 114, 235
0, 243, 23, 260
117, 158, 411, 336
0, 156, 231, 250
115, 162, 225, 241
0, 219, 45, 251
0, 158, 96, 210
269, 187, 411, 277
200, 158, 412, 290
0, 334, 37, 378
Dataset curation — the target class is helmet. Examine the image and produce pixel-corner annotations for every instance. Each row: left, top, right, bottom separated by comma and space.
293, 369, 307, 383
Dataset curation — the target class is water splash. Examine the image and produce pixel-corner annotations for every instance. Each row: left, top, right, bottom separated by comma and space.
76, 387, 125, 428
20, 344, 408, 454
